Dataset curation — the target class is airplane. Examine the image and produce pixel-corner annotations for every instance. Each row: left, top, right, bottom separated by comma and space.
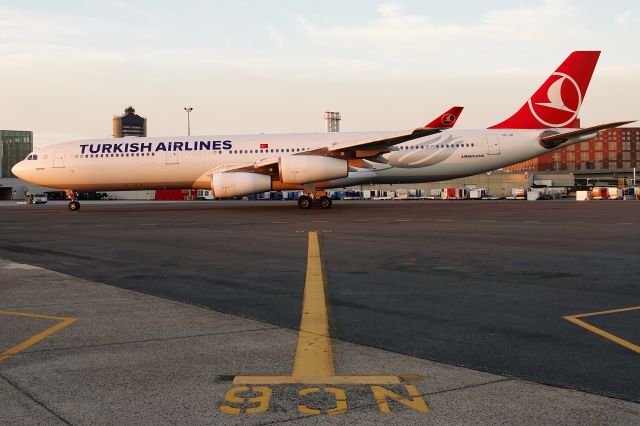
12, 51, 632, 211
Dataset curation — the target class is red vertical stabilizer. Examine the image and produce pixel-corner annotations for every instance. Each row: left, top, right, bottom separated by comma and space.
489, 51, 600, 129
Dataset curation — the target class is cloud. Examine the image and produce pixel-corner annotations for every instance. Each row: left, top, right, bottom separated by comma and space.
616, 10, 633, 31
0, 6, 146, 64
268, 26, 285, 48
296, 0, 591, 60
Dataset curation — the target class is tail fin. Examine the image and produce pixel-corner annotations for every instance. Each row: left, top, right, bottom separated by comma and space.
489, 51, 600, 129
423, 106, 464, 129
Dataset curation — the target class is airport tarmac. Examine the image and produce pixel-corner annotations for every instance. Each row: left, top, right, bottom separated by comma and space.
1, 199, 639, 424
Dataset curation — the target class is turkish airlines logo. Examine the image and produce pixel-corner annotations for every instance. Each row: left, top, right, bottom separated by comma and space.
527, 72, 582, 127
441, 113, 456, 126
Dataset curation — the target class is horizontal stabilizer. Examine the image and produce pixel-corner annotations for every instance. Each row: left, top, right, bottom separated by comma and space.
539, 121, 635, 149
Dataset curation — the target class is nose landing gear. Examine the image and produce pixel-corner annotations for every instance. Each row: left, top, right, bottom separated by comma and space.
65, 190, 81, 211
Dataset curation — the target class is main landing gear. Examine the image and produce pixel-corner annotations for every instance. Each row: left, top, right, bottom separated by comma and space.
297, 194, 332, 209
65, 190, 81, 211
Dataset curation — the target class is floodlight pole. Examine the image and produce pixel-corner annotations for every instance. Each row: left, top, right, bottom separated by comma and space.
184, 107, 194, 201
184, 107, 193, 136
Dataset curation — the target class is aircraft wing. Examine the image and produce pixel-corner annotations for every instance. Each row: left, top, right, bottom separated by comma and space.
217, 106, 463, 176
540, 120, 635, 149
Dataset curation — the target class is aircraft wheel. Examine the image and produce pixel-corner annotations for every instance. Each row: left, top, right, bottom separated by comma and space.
298, 195, 313, 209
68, 201, 81, 211
318, 196, 332, 209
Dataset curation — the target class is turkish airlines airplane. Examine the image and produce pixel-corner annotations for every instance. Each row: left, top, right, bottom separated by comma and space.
12, 51, 631, 211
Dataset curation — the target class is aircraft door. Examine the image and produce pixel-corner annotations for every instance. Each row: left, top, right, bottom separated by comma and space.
486, 135, 500, 155
53, 147, 66, 168
166, 150, 179, 165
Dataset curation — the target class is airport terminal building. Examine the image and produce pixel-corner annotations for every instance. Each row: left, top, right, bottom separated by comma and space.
0, 130, 33, 200
505, 127, 640, 171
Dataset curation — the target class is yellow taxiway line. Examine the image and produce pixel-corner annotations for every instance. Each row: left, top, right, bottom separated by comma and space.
0, 310, 78, 363
234, 231, 417, 385
564, 306, 640, 354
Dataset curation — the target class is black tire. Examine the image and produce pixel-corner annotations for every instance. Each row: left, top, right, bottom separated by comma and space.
298, 195, 312, 209
68, 201, 80, 211
319, 196, 332, 209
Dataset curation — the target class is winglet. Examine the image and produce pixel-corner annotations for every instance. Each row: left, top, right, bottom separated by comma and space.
421, 106, 464, 129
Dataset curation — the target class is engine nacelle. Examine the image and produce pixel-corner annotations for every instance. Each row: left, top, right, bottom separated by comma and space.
211, 172, 271, 198
279, 155, 348, 184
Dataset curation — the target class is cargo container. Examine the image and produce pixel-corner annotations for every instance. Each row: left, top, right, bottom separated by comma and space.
526, 188, 541, 200
576, 190, 592, 201
469, 189, 487, 199
395, 189, 409, 200
441, 188, 464, 200
592, 187, 608, 200
607, 187, 621, 200
511, 188, 526, 200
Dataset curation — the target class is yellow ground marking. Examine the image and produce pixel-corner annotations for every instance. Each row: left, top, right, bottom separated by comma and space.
564, 306, 640, 354
0, 310, 78, 363
219, 386, 272, 414
371, 385, 429, 414
233, 231, 419, 385
292, 230, 334, 379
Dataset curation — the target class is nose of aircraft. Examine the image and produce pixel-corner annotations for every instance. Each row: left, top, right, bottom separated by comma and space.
11, 161, 26, 179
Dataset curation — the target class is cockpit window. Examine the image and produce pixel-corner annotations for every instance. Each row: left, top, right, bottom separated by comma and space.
26, 154, 38, 160
27, 155, 33, 160
32, 154, 38, 160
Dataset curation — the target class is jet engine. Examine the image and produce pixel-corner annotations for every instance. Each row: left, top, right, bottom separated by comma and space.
279, 155, 348, 184
211, 172, 271, 198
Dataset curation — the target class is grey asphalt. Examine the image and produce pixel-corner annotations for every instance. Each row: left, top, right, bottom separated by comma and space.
2, 258, 639, 425
0, 199, 639, 405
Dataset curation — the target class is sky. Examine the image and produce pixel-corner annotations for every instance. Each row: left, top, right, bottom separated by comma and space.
1, 0, 639, 147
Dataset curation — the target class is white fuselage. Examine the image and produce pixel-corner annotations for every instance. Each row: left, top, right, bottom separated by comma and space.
12, 129, 571, 193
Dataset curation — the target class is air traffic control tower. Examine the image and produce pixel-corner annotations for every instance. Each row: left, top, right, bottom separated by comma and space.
112, 106, 147, 138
